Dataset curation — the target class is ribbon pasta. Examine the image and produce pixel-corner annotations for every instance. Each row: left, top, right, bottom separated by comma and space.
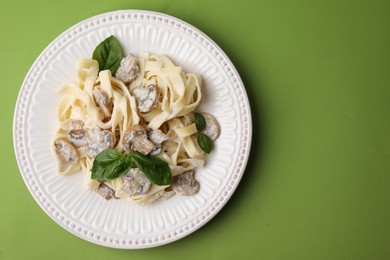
53, 53, 206, 205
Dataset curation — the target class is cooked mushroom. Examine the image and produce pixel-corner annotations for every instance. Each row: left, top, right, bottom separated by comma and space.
122, 125, 156, 155
121, 168, 151, 196
147, 129, 169, 155
96, 183, 117, 200
92, 89, 112, 118
86, 126, 115, 158
131, 84, 159, 113
172, 170, 200, 195
54, 140, 79, 164
115, 53, 139, 84
201, 113, 220, 141
69, 120, 84, 130
68, 120, 87, 147
148, 129, 169, 144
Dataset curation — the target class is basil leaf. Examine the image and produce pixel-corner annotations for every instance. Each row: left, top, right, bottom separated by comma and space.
128, 152, 172, 186
91, 149, 131, 180
92, 35, 123, 74
91, 150, 172, 185
197, 133, 213, 154
194, 112, 206, 131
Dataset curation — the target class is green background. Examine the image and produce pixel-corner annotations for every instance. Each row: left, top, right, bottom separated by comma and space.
1, 0, 389, 259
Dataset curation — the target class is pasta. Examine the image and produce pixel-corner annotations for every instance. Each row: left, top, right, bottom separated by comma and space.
52, 49, 220, 205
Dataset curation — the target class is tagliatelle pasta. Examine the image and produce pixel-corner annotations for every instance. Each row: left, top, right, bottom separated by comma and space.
51, 50, 220, 205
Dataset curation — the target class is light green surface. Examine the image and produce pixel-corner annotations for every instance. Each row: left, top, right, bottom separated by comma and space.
1, 0, 390, 259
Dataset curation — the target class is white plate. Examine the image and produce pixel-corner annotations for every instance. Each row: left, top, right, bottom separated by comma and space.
13, 10, 252, 249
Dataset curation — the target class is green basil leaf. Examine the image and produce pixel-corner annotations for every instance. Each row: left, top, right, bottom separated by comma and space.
91, 149, 131, 180
128, 152, 172, 186
92, 35, 123, 74
197, 133, 213, 154
194, 112, 206, 131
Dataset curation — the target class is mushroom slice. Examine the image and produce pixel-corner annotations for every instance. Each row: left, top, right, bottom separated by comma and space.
54, 140, 79, 164
115, 53, 139, 84
68, 120, 87, 147
92, 89, 112, 118
131, 84, 159, 113
121, 168, 151, 196
86, 126, 115, 158
69, 120, 84, 130
172, 170, 200, 195
122, 125, 156, 155
148, 129, 169, 144
201, 113, 221, 141
147, 129, 169, 155
96, 183, 117, 200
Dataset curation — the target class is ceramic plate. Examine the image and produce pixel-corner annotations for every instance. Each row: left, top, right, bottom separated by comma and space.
13, 10, 252, 249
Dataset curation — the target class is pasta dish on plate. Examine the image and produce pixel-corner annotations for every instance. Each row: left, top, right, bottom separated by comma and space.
52, 35, 220, 205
